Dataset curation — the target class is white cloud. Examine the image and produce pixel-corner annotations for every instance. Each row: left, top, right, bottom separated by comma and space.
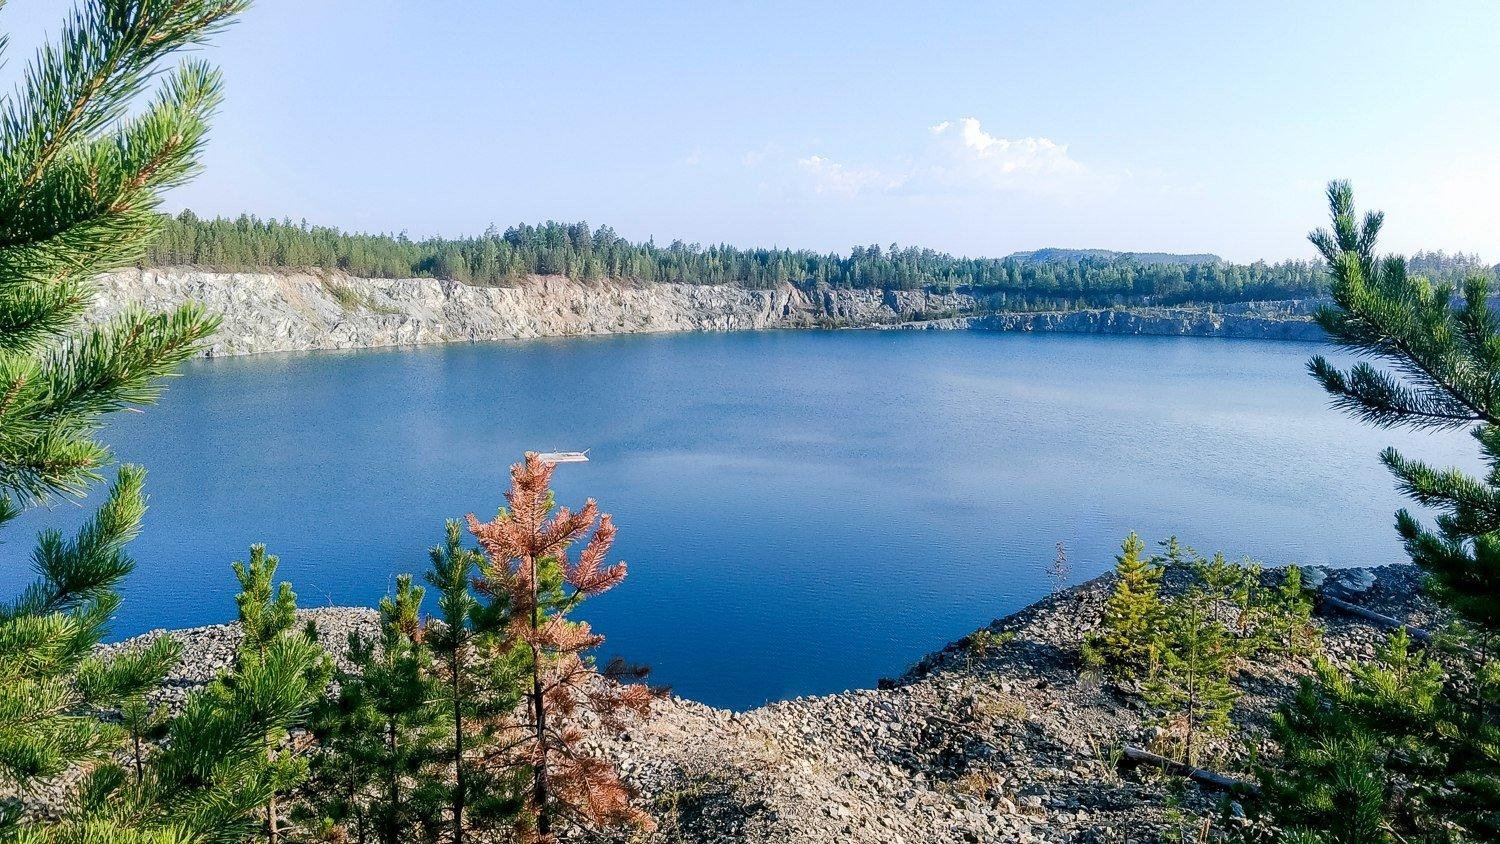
796, 155, 908, 196
920, 117, 1088, 193
791, 117, 1095, 199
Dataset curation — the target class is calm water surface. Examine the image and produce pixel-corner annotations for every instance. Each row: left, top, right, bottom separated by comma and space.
2, 331, 1477, 709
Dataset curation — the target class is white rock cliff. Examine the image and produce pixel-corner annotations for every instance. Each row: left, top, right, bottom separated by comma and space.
87, 268, 1323, 357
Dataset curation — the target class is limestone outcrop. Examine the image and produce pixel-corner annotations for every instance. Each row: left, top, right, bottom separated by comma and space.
87, 268, 1324, 357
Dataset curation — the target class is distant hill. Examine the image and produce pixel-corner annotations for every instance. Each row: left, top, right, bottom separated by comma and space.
1007, 248, 1222, 266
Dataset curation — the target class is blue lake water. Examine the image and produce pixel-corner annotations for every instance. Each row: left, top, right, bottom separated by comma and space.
1, 330, 1478, 709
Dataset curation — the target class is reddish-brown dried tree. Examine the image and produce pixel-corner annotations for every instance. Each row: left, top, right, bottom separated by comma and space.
466, 453, 657, 841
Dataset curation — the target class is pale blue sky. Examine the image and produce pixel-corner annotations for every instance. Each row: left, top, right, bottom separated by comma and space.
4, 1, 1498, 261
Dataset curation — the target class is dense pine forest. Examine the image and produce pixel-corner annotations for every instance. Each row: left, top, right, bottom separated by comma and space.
141, 212, 1495, 305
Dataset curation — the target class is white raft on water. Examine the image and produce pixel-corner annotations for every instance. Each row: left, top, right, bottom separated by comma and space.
535, 450, 590, 463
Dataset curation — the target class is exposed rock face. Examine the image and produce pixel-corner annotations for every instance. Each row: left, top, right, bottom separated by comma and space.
894, 300, 1327, 341
87, 268, 1325, 357
89, 269, 822, 357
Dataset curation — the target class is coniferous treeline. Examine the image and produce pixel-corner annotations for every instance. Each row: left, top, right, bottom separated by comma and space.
147, 211, 1476, 305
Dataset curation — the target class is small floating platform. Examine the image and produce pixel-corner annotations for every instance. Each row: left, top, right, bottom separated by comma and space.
535, 450, 590, 463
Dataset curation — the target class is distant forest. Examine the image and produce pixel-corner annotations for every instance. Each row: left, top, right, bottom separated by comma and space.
141, 211, 1496, 307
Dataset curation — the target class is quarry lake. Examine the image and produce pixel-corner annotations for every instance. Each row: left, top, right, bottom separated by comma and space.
3, 330, 1476, 710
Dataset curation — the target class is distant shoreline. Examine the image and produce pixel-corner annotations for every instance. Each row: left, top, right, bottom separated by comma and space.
88, 267, 1326, 359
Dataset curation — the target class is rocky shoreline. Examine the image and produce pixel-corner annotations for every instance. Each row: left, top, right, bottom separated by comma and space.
33, 563, 1431, 843
590, 563, 1427, 843
86, 268, 1326, 357
895, 300, 1326, 342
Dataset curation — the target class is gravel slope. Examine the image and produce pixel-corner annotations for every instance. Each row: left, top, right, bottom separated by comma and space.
12, 565, 1430, 843
586, 564, 1428, 843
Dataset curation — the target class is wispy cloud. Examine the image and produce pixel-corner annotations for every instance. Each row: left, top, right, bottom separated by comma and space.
796, 155, 906, 196
792, 117, 1097, 198
923, 117, 1087, 188
742, 142, 781, 167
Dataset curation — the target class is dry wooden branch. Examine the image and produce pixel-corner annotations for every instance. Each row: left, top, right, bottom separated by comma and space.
1119, 745, 1260, 796
1317, 594, 1431, 642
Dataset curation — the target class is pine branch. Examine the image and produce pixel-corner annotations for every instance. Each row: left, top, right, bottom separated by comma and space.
0, 465, 145, 622
0, 280, 90, 354
0, 306, 217, 504
75, 634, 182, 707
1309, 357, 1480, 429
1, 59, 225, 270
0, 0, 244, 197
1381, 448, 1500, 535
0, 0, 246, 828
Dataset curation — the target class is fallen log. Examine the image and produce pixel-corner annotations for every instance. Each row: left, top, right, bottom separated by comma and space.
1119, 745, 1260, 796
1317, 594, 1431, 643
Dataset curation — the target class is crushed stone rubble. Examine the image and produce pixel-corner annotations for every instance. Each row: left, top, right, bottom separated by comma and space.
12, 565, 1429, 842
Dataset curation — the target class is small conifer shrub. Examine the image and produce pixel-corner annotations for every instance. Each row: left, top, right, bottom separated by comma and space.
1144, 578, 1240, 765
1081, 533, 1164, 671
1261, 631, 1446, 842
228, 546, 333, 844
467, 452, 660, 838
309, 575, 448, 844
423, 518, 529, 844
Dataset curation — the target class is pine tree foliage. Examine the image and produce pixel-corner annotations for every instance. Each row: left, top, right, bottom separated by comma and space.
1309, 180, 1500, 633
1, 468, 153, 785
15, 595, 331, 844
1144, 549, 1319, 765
0, 0, 245, 822
1259, 181, 1500, 841
308, 575, 447, 844
232, 545, 298, 656
1262, 631, 1448, 843
1144, 577, 1240, 766
466, 453, 658, 840
134, 628, 331, 844
35, 554, 331, 844
1245, 565, 1318, 655
1185, 550, 1317, 653
0, 0, 245, 508
422, 519, 526, 844
423, 520, 479, 844
109, 637, 183, 785
1449, 643, 1500, 839
224, 546, 329, 844
7, 820, 198, 844
1081, 533, 1164, 671
1076, 534, 1319, 765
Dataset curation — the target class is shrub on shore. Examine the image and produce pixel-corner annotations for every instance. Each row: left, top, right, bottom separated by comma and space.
1253, 183, 1500, 842
1080, 534, 1320, 767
